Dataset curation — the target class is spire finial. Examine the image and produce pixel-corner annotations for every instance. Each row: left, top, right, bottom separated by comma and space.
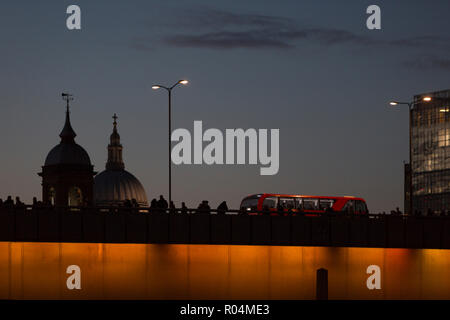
113, 113, 118, 129
59, 92, 76, 143
106, 113, 125, 170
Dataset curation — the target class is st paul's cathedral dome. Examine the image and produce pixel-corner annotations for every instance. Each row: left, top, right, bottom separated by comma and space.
94, 114, 148, 207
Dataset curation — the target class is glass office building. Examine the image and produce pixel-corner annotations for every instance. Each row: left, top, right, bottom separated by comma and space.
411, 89, 450, 214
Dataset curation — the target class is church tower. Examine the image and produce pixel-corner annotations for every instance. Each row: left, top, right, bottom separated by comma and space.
39, 93, 96, 206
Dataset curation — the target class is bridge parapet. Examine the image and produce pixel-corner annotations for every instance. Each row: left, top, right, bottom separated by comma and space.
0, 206, 449, 249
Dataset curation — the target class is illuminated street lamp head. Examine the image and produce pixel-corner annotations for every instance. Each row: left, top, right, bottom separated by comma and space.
179, 80, 189, 85
423, 96, 432, 102
152, 85, 161, 90
389, 101, 399, 106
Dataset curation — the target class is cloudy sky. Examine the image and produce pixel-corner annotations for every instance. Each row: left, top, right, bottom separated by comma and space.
0, 0, 449, 212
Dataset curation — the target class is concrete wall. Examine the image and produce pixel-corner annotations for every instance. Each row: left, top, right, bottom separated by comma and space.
0, 242, 448, 299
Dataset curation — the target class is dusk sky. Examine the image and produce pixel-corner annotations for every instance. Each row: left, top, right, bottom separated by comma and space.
1, 0, 449, 212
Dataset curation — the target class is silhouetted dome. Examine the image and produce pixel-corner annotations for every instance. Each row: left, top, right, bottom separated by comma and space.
43, 102, 92, 167
94, 114, 148, 207
45, 143, 91, 166
94, 170, 148, 206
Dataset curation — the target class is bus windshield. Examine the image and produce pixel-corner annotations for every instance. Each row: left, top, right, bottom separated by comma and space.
240, 197, 259, 211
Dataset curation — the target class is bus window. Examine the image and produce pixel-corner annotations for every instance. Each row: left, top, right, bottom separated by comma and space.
262, 197, 277, 210
355, 200, 368, 214
303, 198, 318, 210
279, 197, 295, 210
295, 198, 303, 210
342, 200, 355, 213
363, 202, 369, 214
319, 199, 335, 210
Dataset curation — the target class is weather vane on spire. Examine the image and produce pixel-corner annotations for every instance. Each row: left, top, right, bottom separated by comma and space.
62, 92, 74, 113
113, 113, 118, 130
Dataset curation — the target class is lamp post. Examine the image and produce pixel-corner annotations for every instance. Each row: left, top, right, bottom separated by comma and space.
152, 80, 189, 206
389, 95, 434, 214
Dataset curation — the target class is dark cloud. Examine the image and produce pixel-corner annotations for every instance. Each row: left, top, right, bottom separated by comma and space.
163, 26, 380, 50
155, 9, 304, 50
388, 36, 450, 50
300, 28, 377, 46
404, 55, 450, 71
164, 31, 296, 49
173, 9, 294, 30
159, 9, 376, 50
133, 7, 450, 73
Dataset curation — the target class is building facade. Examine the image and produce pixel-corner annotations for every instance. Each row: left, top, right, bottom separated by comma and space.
411, 89, 450, 214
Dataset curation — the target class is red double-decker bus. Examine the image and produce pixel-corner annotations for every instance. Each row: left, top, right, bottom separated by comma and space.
240, 193, 368, 215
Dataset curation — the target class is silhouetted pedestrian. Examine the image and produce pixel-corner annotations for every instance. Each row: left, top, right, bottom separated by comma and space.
15, 197, 24, 209
4, 196, 13, 207
181, 202, 188, 214
32, 197, 42, 210
217, 201, 228, 215
157, 195, 168, 212
169, 201, 176, 214
150, 198, 157, 212
197, 200, 211, 214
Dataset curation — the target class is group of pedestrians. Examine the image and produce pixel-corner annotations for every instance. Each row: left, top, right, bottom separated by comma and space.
0, 194, 230, 215
147, 195, 228, 214
378, 207, 450, 217
0, 196, 25, 209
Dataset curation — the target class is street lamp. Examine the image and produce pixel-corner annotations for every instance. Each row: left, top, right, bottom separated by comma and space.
152, 79, 189, 206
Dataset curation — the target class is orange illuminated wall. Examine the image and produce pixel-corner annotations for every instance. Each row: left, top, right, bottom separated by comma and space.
0, 242, 448, 299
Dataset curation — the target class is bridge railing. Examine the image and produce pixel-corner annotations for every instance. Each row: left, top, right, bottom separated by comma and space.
0, 205, 449, 249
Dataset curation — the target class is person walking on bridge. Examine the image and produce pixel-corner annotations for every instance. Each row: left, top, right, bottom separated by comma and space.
217, 201, 228, 215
